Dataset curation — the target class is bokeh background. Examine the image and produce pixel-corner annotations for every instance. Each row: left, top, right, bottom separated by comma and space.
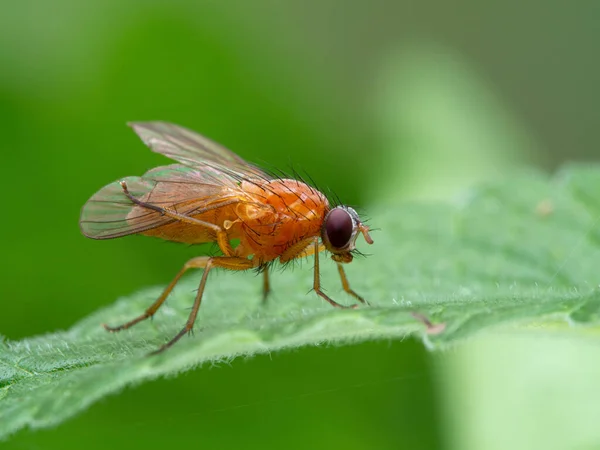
1, 1, 599, 449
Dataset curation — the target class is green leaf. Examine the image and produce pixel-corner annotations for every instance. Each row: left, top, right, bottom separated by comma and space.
2, 165, 600, 439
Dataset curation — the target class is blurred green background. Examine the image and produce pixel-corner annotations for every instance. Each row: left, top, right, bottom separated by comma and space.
1, 1, 599, 449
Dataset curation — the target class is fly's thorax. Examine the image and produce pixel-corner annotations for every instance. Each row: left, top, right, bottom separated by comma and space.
240, 178, 329, 223
237, 178, 330, 261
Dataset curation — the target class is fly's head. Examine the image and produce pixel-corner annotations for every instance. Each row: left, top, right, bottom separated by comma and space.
321, 206, 373, 263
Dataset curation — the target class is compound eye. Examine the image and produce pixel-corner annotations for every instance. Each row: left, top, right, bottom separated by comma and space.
326, 208, 353, 249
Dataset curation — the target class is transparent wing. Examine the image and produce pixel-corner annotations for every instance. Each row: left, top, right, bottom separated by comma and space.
128, 121, 270, 180
80, 164, 265, 240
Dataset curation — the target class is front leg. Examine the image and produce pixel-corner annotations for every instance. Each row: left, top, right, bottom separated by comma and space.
311, 239, 355, 309
336, 263, 369, 305
279, 237, 324, 264
279, 237, 361, 308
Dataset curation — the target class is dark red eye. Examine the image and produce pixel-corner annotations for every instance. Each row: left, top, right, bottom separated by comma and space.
326, 208, 353, 249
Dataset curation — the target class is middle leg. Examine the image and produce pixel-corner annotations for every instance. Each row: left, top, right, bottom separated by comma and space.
262, 268, 271, 304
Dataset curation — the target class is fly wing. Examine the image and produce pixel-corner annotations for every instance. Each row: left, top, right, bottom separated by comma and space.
80, 164, 266, 240
128, 122, 270, 180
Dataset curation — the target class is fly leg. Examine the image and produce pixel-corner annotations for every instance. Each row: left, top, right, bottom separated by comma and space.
279, 237, 325, 263
104, 255, 210, 332
262, 269, 271, 304
261, 237, 320, 305
104, 255, 254, 354
151, 256, 254, 354
336, 263, 369, 306
311, 239, 354, 309
279, 237, 352, 308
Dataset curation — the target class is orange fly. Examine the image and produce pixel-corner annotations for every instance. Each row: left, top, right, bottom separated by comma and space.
80, 122, 374, 354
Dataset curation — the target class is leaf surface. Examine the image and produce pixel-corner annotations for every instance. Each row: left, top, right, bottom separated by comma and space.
1, 165, 599, 438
